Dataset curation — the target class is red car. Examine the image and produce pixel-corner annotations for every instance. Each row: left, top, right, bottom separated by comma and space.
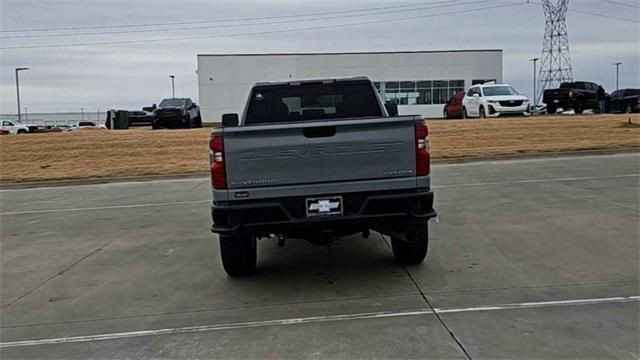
443, 91, 465, 119
0, 129, 9, 135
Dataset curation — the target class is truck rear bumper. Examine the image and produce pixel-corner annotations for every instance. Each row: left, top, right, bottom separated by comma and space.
211, 189, 436, 237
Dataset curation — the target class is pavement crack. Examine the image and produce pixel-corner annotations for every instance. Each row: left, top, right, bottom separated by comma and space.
378, 233, 473, 360
1, 237, 119, 310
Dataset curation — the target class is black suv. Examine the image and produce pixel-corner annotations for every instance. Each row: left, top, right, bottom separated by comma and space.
153, 98, 202, 129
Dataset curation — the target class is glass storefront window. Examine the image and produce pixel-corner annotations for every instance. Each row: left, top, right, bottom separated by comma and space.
375, 79, 464, 105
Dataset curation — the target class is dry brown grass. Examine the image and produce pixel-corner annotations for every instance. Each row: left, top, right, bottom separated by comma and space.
1, 114, 638, 183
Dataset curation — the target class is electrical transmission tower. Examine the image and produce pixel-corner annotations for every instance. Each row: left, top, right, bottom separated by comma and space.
536, 0, 573, 105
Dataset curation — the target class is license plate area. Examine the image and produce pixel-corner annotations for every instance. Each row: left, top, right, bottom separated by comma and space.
306, 196, 343, 218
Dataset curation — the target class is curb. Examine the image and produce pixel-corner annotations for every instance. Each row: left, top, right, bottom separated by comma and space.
1, 147, 638, 190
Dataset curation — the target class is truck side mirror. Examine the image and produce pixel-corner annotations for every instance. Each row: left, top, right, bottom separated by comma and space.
385, 103, 398, 117
222, 113, 239, 127
473, 93, 480, 98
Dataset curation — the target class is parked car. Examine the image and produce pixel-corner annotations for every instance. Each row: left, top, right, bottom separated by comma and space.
543, 81, 601, 114
153, 98, 202, 129
0, 120, 37, 134
209, 76, 436, 276
461, 83, 530, 118
608, 88, 640, 113
128, 110, 154, 126
71, 121, 107, 130
443, 91, 465, 119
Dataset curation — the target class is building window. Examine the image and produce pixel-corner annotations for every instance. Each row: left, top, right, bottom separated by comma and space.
377, 79, 465, 105
472, 79, 496, 85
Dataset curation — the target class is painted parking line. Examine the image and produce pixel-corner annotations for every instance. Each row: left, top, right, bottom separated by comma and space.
1, 173, 638, 216
433, 173, 640, 189
1, 296, 637, 349
0, 200, 211, 216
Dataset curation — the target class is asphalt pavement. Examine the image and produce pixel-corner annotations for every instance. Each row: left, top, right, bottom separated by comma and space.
0, 152, 638, 359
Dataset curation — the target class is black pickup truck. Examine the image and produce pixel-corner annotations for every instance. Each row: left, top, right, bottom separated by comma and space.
543, 81, 601, 114
152, 98, 202, 129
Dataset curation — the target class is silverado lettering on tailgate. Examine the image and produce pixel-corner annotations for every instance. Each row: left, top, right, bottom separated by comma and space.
237, 142, 404, 161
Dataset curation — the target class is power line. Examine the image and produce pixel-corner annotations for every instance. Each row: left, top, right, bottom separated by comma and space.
0, 0, 466, 33
570, 8, 639, 22
527, 0, 640, 22
0, 0, 491, 39
1, 2, 526, 50
600, 0, 640, 9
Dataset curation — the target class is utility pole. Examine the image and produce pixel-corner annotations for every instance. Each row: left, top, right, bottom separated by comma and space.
15, 67, 29, 122
614, 62, 622, 90
529, 57, 540, 109
169, 75, 175, 98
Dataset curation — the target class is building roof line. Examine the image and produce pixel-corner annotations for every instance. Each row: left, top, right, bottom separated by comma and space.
197, 49, 503, 57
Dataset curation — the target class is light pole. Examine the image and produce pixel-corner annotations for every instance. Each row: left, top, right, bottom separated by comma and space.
529, 57, 540, 109
169, 75, 175, 98
614, 62, 622, 90
15, 67, 29, 122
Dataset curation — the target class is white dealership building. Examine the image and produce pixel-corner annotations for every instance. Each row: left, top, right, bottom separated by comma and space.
196, 50, 502, 123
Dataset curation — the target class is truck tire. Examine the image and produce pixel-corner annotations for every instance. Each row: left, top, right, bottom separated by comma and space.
152, 120, 160, 129
443, 110, 449, 119
479, 106, 486, 118
462, 107, 468, 119
185, 116, 192, 129
391, 226, 429, 265
547, 104, 557, 114
219, 235, 257, 276
573, 100, 584, 114
195, 114, 203, 128
17, 129, 27, 134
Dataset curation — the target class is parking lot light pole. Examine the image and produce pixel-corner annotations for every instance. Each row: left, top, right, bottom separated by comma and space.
529, 58, 540, 109
15, 67, 29, 122
614, 62, 622, 90
169, 75, 175, 98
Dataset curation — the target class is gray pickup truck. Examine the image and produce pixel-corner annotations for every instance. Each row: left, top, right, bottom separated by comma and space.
209, 77, 436, 276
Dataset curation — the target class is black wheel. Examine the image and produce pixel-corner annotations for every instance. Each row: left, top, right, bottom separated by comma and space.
479, 106, 486, 118
443, 110, 449, 119
17, 129, 27, 134
184, 116, 193, 129
219, 235, 257, 276
195, 113, 203, 127
151, 120, 160, 129
462, 107, 468, 119
391, 226, 429, 265
573, 100, 584, 114
547, 104, 557, 114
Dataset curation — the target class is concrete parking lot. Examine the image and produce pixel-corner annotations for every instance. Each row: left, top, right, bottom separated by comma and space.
1, 152, 638, 359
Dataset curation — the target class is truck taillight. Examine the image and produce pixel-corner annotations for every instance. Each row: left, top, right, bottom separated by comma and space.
414, 122, 430, 176
209, 132, 227, 189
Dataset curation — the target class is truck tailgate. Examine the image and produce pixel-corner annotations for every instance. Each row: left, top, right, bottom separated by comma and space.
223, 116, 419, 189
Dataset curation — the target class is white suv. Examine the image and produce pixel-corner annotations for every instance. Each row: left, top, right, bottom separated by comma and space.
1, 120, 33, 134
462, 83, 530, 118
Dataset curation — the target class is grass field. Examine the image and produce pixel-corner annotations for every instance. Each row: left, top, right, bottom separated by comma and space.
1, 114, 638, 183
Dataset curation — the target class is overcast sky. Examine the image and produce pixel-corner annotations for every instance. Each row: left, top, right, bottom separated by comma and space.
1, 0, 638, 113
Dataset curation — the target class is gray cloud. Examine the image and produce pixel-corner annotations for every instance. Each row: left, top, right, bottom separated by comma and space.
1, 0, 638, 113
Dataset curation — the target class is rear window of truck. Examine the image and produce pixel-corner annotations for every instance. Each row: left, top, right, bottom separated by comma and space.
244, 81, 383, 125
